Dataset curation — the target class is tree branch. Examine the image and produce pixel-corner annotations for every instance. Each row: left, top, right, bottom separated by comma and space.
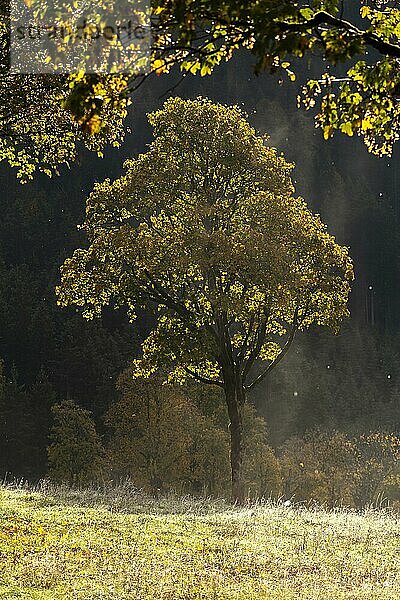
142, 270, 219, 343
278, 10, 400, 59
245, 306, 300, 391
184, 367, 224, 387
235, 314, 255, 363
241, 318, 268, 380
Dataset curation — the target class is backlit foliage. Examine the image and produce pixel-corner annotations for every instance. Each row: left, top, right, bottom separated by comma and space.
151, 0, 400, 155
1, 1, 400, 177
280, 429, 400, 508
57, 97, 353, 393
20, 0, 400, 158
0, 2, 129, 180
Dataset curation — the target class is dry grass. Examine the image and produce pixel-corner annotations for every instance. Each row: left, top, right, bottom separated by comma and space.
0, 481, 399, 599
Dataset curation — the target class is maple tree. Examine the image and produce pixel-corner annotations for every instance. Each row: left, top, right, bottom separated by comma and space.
57, 97, 353, 501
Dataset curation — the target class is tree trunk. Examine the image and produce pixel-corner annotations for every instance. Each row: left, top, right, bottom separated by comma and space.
223, 373, 246, 504
229, 403, 244, 504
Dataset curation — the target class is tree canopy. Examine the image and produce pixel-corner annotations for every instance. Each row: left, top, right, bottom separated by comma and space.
1, 1, 400, 179
57, 97, 353, 500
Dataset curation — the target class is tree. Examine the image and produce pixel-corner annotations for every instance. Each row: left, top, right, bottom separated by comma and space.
28, 368, 59, 477
106, 371, 281, 497
0, 363, 34, 480
352, 432, 400, 508
57, 97, 353, 502
0, 361, 59, 480
279, 429, 400, 508
106, 373, 200, 493
279, 430, 357, 507
48, 399, 104, 485
0, 72, 130, 181
178, 380, 282, 498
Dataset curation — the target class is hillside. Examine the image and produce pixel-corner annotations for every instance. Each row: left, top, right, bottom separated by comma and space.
0, 484, 398, 599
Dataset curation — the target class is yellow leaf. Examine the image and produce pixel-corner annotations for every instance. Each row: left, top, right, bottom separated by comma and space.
323, 125, 333, 140
83, 115, 102, 135
152, 59, 166, 76
361, 118, 373, 131
360, 6, 371, 18
200, 64, 211, 77
341, 122, 354, 136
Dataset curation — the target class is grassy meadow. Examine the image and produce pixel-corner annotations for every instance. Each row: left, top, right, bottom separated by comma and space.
0, 483, 398, 599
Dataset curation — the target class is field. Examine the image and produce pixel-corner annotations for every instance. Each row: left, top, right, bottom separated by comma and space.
0, 483, 399, 599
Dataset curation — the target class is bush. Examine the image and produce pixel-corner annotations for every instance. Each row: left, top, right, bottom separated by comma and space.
352, 432, 400, 508
280, 430, 356, 507
279, 429, 400, 508
242, 404, 282, 499
105, 374, 228, 494
47, 400, 104, 485
105, 372, 280, 499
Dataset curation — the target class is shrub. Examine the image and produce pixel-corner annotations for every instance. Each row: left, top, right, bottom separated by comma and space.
105, 372, 280, 499
279, 430, 357, 507
47, 400, 104, 485
242, 404, 282, 499
105, 374, 221, 494
279, 429, 400, 508
352, 432, 400, 508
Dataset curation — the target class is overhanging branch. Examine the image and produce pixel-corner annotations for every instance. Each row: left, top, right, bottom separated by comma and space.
278, 10, 400, 59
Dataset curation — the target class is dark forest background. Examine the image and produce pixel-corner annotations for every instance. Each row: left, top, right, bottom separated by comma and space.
0, 52, 399, 480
